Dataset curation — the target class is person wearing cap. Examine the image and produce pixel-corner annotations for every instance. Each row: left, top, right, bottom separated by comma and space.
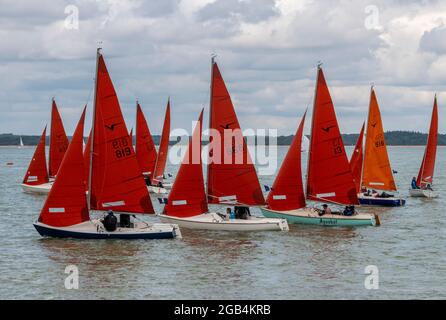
102, 210, 118, 232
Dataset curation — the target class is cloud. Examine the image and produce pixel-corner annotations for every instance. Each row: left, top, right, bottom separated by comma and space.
0, 0, 445, 135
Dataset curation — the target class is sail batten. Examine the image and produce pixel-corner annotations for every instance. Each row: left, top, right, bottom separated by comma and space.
207, 61, 265, 206
89, 53, 154, 214
361, 88, 397, 191
306, 67, 359, 205
416, 96, 438, 187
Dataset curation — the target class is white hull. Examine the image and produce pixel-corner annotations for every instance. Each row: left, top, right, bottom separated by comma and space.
409, 188, 437, 198
21, 182, 53, 195
34, 219, 182, 239
159, 213, 289, 232
148, 185, 168, 194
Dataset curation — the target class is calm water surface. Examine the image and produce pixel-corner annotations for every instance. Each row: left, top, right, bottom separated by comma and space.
0, 146, 444, 299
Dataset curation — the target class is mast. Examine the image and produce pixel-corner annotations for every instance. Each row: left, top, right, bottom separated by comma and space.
359, 85, 373, 191
206, 54, 216, 198
305, 62, 321, 199
87, 47, 101, 210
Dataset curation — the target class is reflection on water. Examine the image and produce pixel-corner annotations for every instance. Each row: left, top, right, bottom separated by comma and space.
0, 146, 445, 299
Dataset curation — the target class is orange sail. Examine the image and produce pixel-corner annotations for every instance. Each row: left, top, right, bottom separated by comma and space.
306, 67, 358, 205
89, 52, 154, 214
39, 108, 89, 227
417, 96, 438, 187
349, 122, 365, 193
152, 100, 170, 184
266, 111, 307, 210
23, 126, 49, 185
48, 99, 69, 177
207, 61, 265, 206
135, 102, 158, 179
362, 88, 397, 191
163, 110, 208, 217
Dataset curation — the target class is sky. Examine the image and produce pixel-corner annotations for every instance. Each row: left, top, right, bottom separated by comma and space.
0, 0, 445, 136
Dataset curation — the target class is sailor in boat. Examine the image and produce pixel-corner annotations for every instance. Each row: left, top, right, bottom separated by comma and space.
234, 206, 251, 220
101, 210, 118, 232
119, 213, 132, 228
343, 205, 355, 216
425, 183, 433, 191
411, 177, 420, 190
318, 204, 332, 216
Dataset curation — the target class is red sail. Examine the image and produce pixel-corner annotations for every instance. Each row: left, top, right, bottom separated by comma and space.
207, 61, 265, 205
164, 110, 208, 217
349, 123, 365, 193
306, 67, 359, 205
39, 108, 89, 227
23, 126, 49, 185
266, 111, 307, 211
417, 96, 438, 187
48, 99, 69, 177
89, 53, 154, 214
136, 102, 158, 178
83, 129, 92, 187
152, 100, 171, 183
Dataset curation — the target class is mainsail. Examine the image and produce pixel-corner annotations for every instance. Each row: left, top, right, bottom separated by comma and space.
306, 67, 358, 205
48, 99, 69, 177
207, 61, 265, 206
416, 96, 438, 187
350, 123, 365, 193
136, 102, 157, 179
361, 88, 397, 191
88, 51, 154, 214
152, 100, 171, 183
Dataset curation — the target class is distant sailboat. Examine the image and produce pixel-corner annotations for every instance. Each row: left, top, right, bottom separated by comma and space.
159, 59, 288, 231
19, 136, 24, 148
409, 96, 438, 198
21, 126, 52, 194
262, 66, 376, 226
33, 49, 180, 239
148, 99, 172, 194
358, 87, 405, 206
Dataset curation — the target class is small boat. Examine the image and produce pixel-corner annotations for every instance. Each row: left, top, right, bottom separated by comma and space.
148, 100, 171, 194
35, 49, 180, 240
357, 87, 405, 207
21, 126, 53, 194
261, 66, 376, 227
48, 98, 69, 178
160, 60, 288, 232
409, 96, 438, 198
19, 136, 24, 148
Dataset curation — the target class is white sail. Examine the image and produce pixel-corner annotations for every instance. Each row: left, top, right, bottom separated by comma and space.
19, 136, 24, 148
301, 135, 309, 152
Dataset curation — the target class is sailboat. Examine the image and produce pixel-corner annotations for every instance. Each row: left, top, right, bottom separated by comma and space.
358, 87, 405, 206
159, 60, 288, 231
19, 136, 24, 148
261, 66, 376, 227
350, 123, 365, 193
21, 126, 53, 194
148, 100, 173, 194
34, 49, 180, 239
135, 102, 158, 188
409, 96, 438, 198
